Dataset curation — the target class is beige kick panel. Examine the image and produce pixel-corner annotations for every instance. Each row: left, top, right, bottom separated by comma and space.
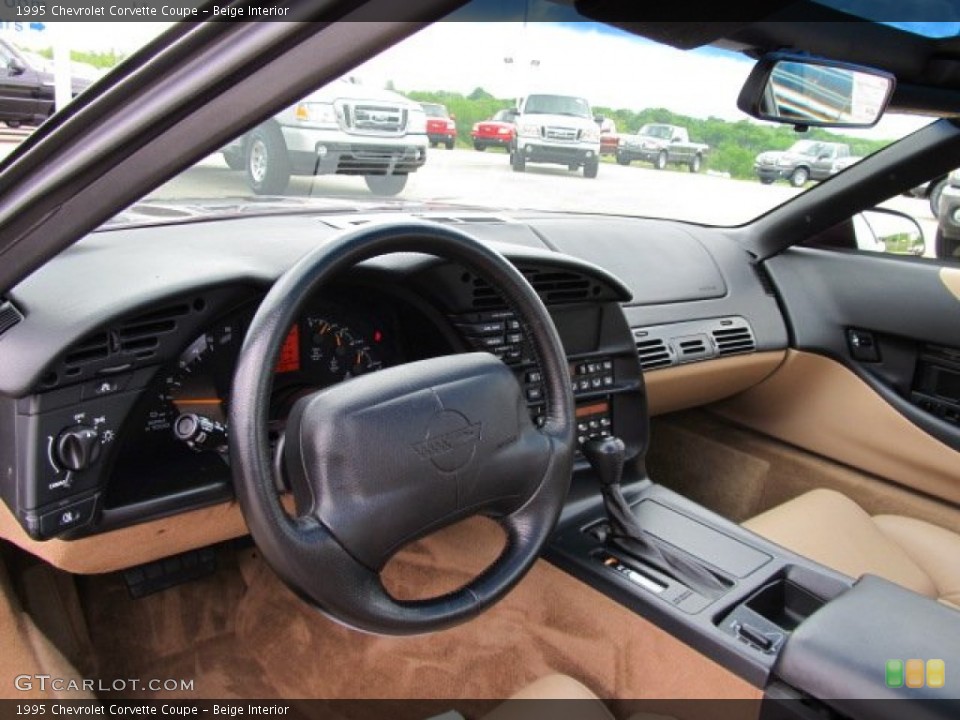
0, 499, 250, 574
645, 351, 785, 416
715, 350, 960, 506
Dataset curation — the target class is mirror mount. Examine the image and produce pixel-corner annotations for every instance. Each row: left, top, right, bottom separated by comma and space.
738, 51, 895, 130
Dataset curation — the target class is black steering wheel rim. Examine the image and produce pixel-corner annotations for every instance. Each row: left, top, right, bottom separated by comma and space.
229, 221, 574, 635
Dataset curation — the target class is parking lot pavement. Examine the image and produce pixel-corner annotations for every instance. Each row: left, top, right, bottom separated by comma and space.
155, 147, 938, 255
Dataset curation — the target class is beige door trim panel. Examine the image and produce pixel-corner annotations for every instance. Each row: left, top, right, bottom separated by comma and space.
646, 351, 786, 416
714, 350, 960, 505
941, 267, 960, 301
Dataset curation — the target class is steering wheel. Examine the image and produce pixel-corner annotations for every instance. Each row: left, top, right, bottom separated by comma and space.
229, 221, 575, 635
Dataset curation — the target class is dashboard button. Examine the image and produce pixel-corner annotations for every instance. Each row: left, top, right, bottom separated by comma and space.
39, 496, 97, 537
82, 375, 130, 399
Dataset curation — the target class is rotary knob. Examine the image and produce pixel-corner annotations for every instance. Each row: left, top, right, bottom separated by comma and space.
55, 425, 101, 472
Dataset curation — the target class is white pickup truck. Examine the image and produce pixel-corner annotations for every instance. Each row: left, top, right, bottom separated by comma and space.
223, 79, 428, 196
616, 124, 709, 172
510, 93, 602, 178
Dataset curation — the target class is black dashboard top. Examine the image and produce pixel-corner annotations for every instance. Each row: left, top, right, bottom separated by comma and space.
0, 210, 785, 398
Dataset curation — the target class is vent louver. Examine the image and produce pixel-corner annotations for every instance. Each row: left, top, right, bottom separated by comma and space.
0, 299, 23, 338
471, 267, 594, 309
636, 338, 672, 370
117, 303, 190, 359
64, 333, 110, 369
678, 338, 708, 357
712, 326, 756, 356
633, 316, 757, 372
59, 302, 193, 382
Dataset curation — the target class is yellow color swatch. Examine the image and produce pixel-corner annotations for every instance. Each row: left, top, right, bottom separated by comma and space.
927, 660, 946, 689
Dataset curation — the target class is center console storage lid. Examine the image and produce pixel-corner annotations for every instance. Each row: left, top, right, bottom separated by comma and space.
777, 575, 960, 716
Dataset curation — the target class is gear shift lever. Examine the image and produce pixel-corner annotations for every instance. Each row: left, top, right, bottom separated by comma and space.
582, 436, 726, 597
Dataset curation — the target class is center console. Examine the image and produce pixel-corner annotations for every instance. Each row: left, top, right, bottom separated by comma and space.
549, 444, 960, 715
550, 475, 850, 686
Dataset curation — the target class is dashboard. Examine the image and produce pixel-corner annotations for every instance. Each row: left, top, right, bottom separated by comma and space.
0, 210, 787, 552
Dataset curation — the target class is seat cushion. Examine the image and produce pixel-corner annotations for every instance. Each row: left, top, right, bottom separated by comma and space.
482, 675, 615, 720
873, 514, 960, 608
743, 488, 952, 601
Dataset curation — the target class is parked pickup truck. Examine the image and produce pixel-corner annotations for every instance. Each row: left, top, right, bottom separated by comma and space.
754, 140, 860, 187
616, 124, 708, 172
222, 78, 428, 196
511, 93, 601, 178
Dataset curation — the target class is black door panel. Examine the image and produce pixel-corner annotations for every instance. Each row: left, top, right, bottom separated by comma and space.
764, 247, 960, 450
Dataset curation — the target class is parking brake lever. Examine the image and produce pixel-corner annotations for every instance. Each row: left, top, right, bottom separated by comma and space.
581, 436, 726, 598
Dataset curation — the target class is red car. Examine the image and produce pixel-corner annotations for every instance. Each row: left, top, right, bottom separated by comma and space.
471, 109, 517, 151
597, 116, 619, 156
421, 102, 457, 149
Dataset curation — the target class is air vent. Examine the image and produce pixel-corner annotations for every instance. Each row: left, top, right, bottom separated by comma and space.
471, 266, 595, 309
59, 302, 194, 380
636, 338, 673, 370
118, 303, 190, 359
677, 336, 708, 358
428, 214, 508, 225
712, 325, 756, 356
633, 316, 757, 372
64, 332, 110, 368
0, 299, 23, 337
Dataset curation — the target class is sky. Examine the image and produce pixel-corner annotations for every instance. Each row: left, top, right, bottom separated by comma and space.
0, 19, 934, 141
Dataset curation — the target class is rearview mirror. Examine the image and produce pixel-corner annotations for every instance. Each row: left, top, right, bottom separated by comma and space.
738, 52, 895, 129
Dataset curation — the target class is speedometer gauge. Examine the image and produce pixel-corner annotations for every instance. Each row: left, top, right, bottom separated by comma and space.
143, 319, 240, 434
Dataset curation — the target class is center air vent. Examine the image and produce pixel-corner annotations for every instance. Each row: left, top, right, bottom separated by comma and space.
471, 266, 597, 309
633, 316, 757, 371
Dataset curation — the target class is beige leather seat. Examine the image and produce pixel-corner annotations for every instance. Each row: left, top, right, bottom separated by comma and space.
487, 675, 676, 720
744, 489, 960, 608
483, 675, 615, 720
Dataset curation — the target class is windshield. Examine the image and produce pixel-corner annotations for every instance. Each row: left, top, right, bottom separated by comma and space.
0, 2, 932, 228
639, 125, 673, 139
522, 94, 592, 118
788, 140, 826, 157
421, 103, 448, 118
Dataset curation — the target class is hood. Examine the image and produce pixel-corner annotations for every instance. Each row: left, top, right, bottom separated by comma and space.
756, 150, 799, 163
519, 112, 594, 128
301, 79, 417, 107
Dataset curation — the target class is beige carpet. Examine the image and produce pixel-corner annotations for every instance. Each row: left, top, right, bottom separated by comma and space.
76, 517, 759, 702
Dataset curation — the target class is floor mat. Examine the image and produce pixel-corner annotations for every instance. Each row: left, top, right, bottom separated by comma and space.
78, 518, 760, 701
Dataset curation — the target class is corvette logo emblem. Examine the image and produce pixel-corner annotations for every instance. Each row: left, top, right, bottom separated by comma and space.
414, 410, 482, 473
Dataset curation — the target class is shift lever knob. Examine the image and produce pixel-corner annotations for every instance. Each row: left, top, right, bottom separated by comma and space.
581, 436, 626, 488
